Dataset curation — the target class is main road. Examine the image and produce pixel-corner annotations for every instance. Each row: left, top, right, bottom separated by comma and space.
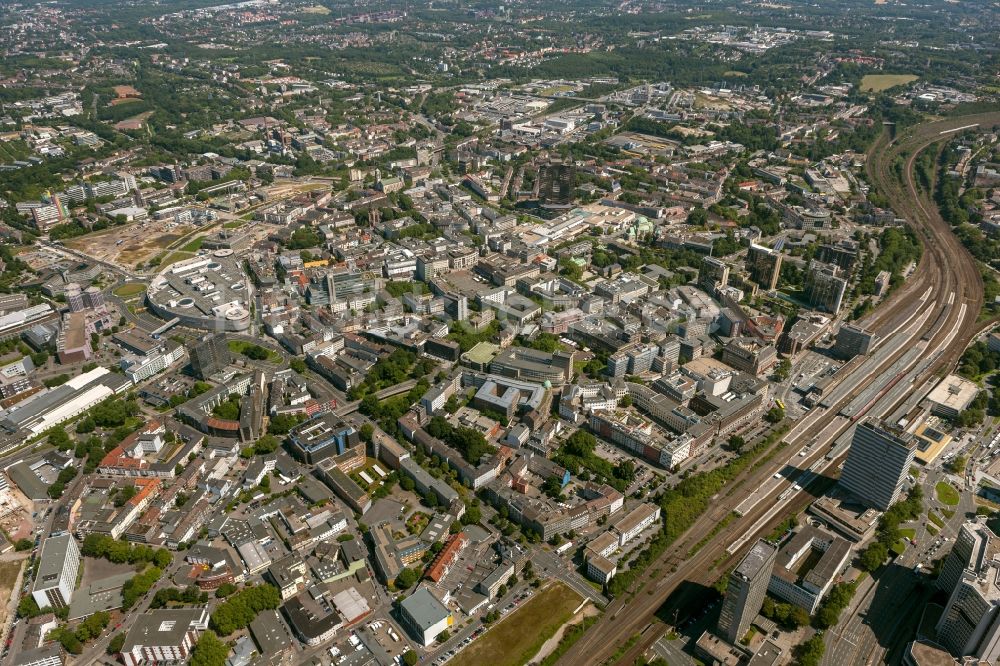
556, 112, 1000, 666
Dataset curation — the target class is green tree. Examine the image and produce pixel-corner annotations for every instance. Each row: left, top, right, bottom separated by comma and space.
565, 430, 597, 457
122, 567, 163, 610
360, 423, 374, 443
858, 542, 888, 573
267, 413, 302, 435
190, 630, 230, 666
216, 583, 237, 598
252, 435, 280, 455
394, 568, 421, 590
793, 634, 825, 666
239, 344, 269, 361
210, 585, 281, 636
153, 548, 172, 569
107, 632, 126, 655
403, 649, 419, 666
17, 595, 41, 618
688, 207, 708, 226
813, 581, 858, 629
461, 499, 482, 525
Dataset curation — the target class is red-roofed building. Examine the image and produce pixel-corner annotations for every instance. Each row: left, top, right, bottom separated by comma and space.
98, 420, 166, 478
426, 533, 468, 583
74, 477, 162, 540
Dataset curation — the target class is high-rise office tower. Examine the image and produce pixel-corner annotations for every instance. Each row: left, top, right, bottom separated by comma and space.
189, 333, 231, 380
538, 159, 575, 207
718, 539, 777, 644
65, 283, 85, 313
832, 324, 877, 360
936, 521, 1000, 662
839, 419, 916, 511
804, 260, 848, 314
938, 519, 995, 594
745, 244, 782, 292
83, 286, 105, 310
699, 256, 730, 292
32, 534, 80, 609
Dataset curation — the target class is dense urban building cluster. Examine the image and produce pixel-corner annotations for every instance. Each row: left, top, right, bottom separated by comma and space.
0, 0, 997, 665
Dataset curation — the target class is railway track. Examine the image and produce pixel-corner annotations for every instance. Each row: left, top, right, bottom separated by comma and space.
556, 113, 1000, 666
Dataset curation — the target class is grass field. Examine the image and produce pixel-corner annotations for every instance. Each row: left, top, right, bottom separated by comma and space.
860, 74, 917, 92
0, 560, 23, 628
113, 283, 147, 298
227, 340, 281, 363
0, 560, 21, 592
928, 510, 945, 529
899, 528, 916, 540
154, 251, 196, 269
0, 140, 31, 162
451, 582, 583, 666
936, 482, 960, 506
540, 85, 575, 96
180, 236, 205, 253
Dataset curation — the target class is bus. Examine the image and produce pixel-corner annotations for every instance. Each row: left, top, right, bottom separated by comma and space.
776, 399, 785, 410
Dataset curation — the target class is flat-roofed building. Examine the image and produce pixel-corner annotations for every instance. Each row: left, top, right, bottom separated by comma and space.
804, 261, 847, 314
289, 414, 359, 464
315, 461, 371, 514
56, 311, 90, 364
745, 243, 782, 291
839, 419, 916, 511
721, 337, 778, 376
489, 346, 575, 386
935, 520, 1000, 662
31, 534, 80, 610
912, 422, 953, 465
989, 332, 1000, 355
584, 531, 619, 584
281, 593, 343, 646
807, 495, 881, 543
10, 643, 64, 666
926, 375, 980, 420
833, 324, 876, 360
189, 333, 231, 380
0, 367, 130, 436
718, 539, 777, 644
249, 609, 291, 659
612, 503, 661, 547
119, 607, 209, 666
399, 587, 453, 646
767, 526, 853, 613
699, 255, 730, 292
938, 519, 995, 596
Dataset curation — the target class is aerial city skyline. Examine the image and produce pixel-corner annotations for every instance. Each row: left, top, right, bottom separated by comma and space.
0, 1, 998, 665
